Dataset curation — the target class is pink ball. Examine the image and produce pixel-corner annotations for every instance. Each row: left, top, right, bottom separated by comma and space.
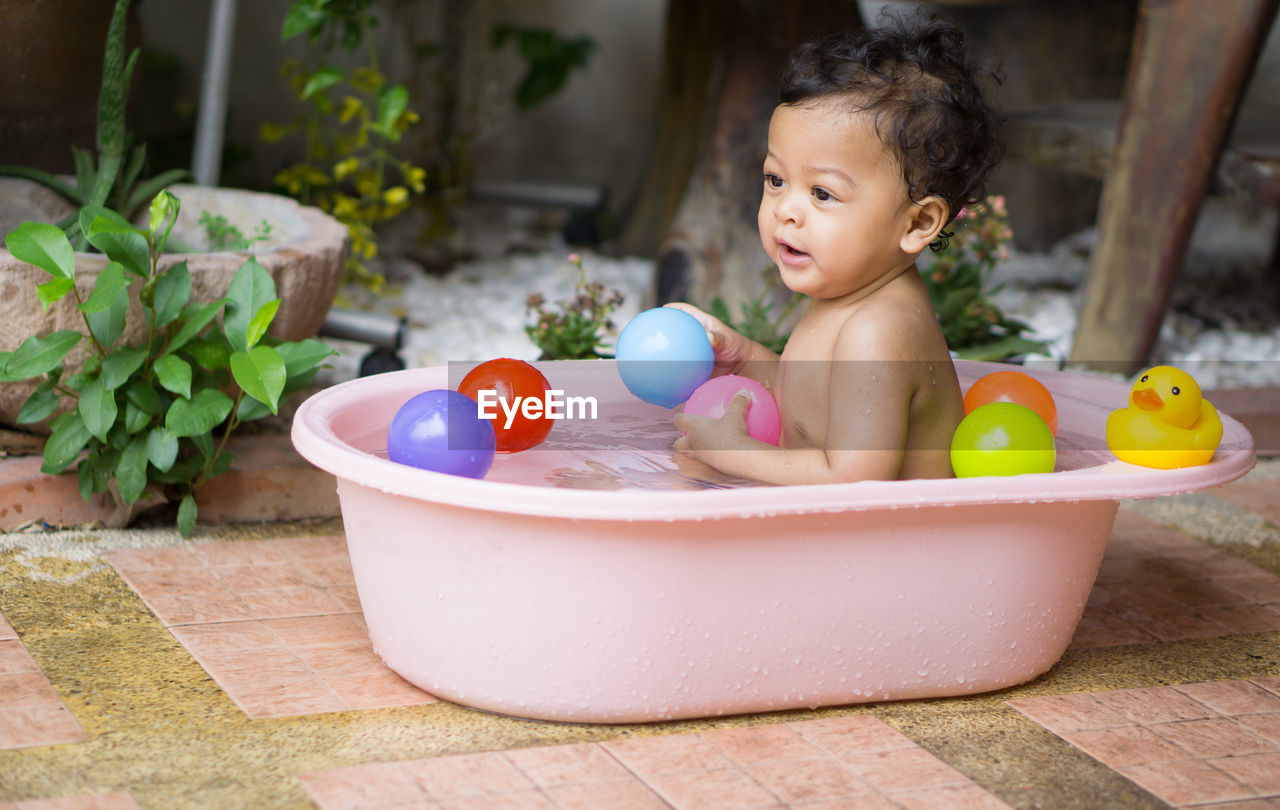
683, 374, 781, 445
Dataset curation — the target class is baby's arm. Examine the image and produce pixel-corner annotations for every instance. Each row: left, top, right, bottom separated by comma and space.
662, 303, 779, 389
672, 319, 913, 485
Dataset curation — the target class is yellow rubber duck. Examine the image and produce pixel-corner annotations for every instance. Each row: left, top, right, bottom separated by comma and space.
1106, 366, 1222, 469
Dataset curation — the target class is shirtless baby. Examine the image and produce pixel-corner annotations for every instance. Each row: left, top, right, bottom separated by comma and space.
671, 12, 1004, 485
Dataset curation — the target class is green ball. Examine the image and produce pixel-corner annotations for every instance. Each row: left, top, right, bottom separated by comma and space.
951, 402, 1056, 478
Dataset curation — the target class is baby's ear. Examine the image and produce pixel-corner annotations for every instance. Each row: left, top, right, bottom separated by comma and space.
900, 196, 949, 255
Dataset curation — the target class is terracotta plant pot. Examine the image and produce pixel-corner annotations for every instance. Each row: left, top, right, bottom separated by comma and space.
0, 180, 349, 428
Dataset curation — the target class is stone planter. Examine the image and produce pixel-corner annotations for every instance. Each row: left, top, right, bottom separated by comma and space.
0, 180, 349, 427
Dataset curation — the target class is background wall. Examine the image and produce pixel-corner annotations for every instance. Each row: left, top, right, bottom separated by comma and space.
105, 2, 1280, 254
135, 0, 664, 208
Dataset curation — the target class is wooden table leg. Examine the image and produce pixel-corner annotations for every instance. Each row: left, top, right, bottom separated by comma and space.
1068, 0, 1278, 373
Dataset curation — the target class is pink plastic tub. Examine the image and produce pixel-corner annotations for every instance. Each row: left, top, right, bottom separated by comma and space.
291, 360, 1255, 723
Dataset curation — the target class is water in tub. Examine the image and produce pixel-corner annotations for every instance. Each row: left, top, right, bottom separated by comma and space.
360, 363, 1116, 490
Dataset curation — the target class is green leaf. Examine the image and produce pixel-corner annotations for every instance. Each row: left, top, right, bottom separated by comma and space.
223, 258, 277, 353
277, 338, 336, 377
176, 494, 197, 537
301, 67, 344, 100
245, 299, 280, 349
281, 0, 326, 40
85, 210, 150, 277
86, 283, 129, 347
42, 411, 92, 474
236, 396, 272, 422
4, 331, 81, 379
17, 386, 60, 425
76, 261, 127, 314
145, 427, 178, 472
37, 278, 76, 310
376, 84, 409, 134
189, 430, 215, 460
99, 345, 147, 390
5, 222, 75, 279
115, 436, 149, 504
182, 336, 231, 371
124, 400, 152, 434
150, 261, 190, 330
953, 336, 1048, 362
167, 299, 224, 355
165, 388, 233, 437
77, 460, 95, 501
78, 376, 118, 440
154, 353, 192, 399
230, 346, 286, 414
124, 379, 163, 415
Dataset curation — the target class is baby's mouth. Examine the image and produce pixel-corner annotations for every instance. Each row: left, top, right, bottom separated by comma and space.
777, 240, 809, 263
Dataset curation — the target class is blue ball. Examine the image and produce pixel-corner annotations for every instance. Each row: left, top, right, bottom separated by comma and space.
386, 389, 496, 478
615, 308, 714, 408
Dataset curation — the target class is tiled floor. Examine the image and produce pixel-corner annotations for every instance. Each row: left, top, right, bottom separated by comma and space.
1070, 511, 1280, 650
103, 535, 435, 719
1010, 679, 1280, 807
299, 716, 1014, 810
2, 466, 1278, 808
0, 614, 84, 750
102, 509, 1280, 721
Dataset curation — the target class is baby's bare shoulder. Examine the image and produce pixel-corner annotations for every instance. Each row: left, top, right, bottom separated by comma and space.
833, 296, 938, 361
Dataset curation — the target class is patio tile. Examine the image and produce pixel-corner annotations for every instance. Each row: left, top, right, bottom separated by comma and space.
699, 723, 822, 765
404, 752, 533, 798
504, 742, 632, 787
0, 612, 86, 751
300, 716, 1012, 810
601, 735, 735, 776
1068, 511, 1280, 650
1119, 759, 1253, 806
1093, 685, 1217, 724
1011, 679, 1280, 807
1175, 679, 1280, 715
1149, 717, 1277, 759
1058, 726, 1187, 767
105, 537, 435, 720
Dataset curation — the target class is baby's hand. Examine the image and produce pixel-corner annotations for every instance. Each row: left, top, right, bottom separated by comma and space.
662, 303, 756, 378
672, 392, 752, 456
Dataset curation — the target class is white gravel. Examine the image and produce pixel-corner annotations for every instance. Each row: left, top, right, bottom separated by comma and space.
321, 200, 1279, 391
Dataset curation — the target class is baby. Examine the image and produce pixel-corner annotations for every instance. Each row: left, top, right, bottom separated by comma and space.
671, 12, 1003, 485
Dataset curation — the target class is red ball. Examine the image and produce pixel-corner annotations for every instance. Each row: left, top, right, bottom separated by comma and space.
963, 370, 1058, 436
458, 358, 554, 452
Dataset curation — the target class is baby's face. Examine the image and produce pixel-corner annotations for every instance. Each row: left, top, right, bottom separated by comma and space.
758, 101, 916, 300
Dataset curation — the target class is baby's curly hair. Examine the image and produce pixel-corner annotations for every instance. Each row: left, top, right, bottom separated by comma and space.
779, 11, 1004, 248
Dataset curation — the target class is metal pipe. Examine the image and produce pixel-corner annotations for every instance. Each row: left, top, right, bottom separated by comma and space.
192, 0, 238, 186
320, 308, 408, 351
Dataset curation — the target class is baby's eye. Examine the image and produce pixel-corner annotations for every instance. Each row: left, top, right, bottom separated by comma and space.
763, 173, 784, 189
812, 187, 835, 202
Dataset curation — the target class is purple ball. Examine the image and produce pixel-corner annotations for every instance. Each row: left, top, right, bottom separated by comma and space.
386, 389, 496, 478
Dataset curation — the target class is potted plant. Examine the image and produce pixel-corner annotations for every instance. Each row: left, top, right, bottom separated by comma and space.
0, 0, 348, 426
1, 191, 334, 534
919, 195, 1046, 362
0, 0, 347, 533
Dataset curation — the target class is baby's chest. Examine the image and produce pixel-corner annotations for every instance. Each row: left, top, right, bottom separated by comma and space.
775, 362, 830, 447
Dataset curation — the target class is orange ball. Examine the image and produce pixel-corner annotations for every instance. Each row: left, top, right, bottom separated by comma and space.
963, 370, 1058, 436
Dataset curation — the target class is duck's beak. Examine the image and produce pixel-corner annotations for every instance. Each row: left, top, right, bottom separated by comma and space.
1132, 388, 1163, 410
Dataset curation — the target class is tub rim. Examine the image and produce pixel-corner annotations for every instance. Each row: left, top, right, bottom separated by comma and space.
292, 361, 1256, 522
